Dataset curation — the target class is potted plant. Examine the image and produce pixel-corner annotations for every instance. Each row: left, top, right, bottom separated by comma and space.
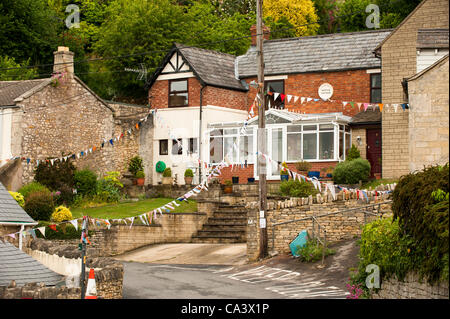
128, 156, 144, 184
295, 160, 312, 177
184, 168, 194, 185
280, 162, 289, 181
136, 170, 145, 186
162, 168, 173, 185
326, 166, 334, 179
224, 180, 233, 194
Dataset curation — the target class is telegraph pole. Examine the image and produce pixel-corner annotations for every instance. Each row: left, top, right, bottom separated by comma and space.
256, 0, 268, 259
80, 215, 88, 299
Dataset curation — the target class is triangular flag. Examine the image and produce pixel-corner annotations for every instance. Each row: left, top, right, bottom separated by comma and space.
306, 98, 312, 102
273, 92, 280, 101
280, 93, 286, 102
286, 95, 292, 103
293, 96, 299, 103
357, 103, 362, 110
378, 103, 383, 112
69, 219, 78, 231
393, 104, 398, 112
28, 229, 37, 240
301, 97, 305, 104
342, 101, 348, 108
364, 103, 369, 111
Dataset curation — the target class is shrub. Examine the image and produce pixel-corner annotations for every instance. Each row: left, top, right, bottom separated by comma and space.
332, 158, 371, 185
296, 238, 335, 262
346, 144, 361, 161
224, 180, 232, 186
34, 159, 76, 191
36, 221, 82, 240
162, 168, 172, 177
279, 179, 318, 198
18, 182, 50, 200
295, 161, 312, 172
9, 191, 25, 207
184, 168, 194, 177
74, 169, 98, 197
55, 184, 75, 206
135, 170, 145, 178
128, 156, 144, 176
51, 206, 73, 223
24, 191, 55, 221
102, 171, 123, 188
96, 171, 123, 203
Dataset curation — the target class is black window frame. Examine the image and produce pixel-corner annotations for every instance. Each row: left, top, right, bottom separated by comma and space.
159, 139, 168, 155
265, 80, 285, 109
370, 73, 382, 103
168, 79, 189, 107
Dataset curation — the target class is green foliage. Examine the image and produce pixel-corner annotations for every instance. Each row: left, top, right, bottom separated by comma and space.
224, 180, 233, 186
96, 171, 123, 203
295, 160, 312, 172
391, 164, 449, 283
346, 144, 361, 161
55, 184, 75, 206
184, 168, 194, 177
312, 0, 339, 34
74, 169, 98, 197
162, 168, 172, 178
0, 56, 37, 80
9, 191, 25, 207
333, 158, 371, 185
24, 191, 55, 221
34, 159, 76, 191
18, 182, 51, 200
296, 237, 335, 262
36, 221, 82, 240
135, 170, 145, 178
102, 171, 123, 188
265, 16, 297, 39
128, 156, 144, 176
279, 179, 318, 198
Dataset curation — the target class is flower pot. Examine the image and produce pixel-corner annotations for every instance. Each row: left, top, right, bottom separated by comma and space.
137, 177, 145, 186
132, 179, 137, 185
326, 173, 333, 178
374, 173, 381, 180
224, 186, 233, 194
162, 177, 173, 185
247, 177, 255, 183
184, 176, 193, 185
232, 176, 239, 184
280, 174, 289, 181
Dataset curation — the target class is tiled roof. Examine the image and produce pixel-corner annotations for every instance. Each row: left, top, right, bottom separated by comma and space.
237, 29, 392, 78
175, 43, 247, 91
0, 241, 64, 287
417, 29, 449, 48
350, 109, 381, 125
0, 79, 49, 106
0, 182, 35, 223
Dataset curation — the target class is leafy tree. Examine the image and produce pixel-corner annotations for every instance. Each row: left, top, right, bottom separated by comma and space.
263, 0, 319, 37
209, 0, 256, 17
312, 0, 339, 34
0, 56, 37, 80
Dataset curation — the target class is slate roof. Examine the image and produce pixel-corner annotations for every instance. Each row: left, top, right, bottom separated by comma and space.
350, 109, 381, 126
0, 79, 49, 107
237, 29, 392, 78
0, 240, 64, 287
0, 182, 35, 223
417, 29, 449, 49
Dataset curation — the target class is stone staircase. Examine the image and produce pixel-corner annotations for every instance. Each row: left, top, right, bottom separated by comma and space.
191, 203, 247, 243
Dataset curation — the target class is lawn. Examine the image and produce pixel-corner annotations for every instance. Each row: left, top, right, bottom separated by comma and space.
70, 197, 197, 219
361, 178, 398, 190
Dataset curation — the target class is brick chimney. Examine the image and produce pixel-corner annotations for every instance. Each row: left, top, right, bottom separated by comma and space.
250, 24, 270, 46
53, 46, 74, 77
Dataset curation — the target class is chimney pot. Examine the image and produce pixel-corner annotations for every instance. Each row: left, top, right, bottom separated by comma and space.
53, 46, 74, 77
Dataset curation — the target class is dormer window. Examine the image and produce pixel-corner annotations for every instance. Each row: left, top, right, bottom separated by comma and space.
169, 79, 188, 107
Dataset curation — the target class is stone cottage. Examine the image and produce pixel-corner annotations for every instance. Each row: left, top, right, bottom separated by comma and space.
0, 46, 153, 190
374, 0, 449, 178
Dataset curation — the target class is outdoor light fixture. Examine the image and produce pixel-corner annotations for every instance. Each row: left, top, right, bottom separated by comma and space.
357, 136, 362, 145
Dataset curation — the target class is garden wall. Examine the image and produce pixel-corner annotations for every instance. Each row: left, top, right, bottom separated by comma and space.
371, 272, 449, 299
245, 189, 392, 262
89, 212, 208, 256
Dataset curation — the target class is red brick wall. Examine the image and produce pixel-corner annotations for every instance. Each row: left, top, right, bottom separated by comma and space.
217, 161, 338, 184
245, 69, 373, 117
149, 77, 247, 110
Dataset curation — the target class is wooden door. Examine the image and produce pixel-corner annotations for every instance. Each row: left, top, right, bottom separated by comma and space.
366, 128, 382, 177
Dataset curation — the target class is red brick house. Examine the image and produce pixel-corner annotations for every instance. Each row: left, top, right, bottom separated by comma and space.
146, 28, 391, 184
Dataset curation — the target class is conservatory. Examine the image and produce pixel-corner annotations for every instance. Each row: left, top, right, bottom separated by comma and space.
207, 109, 353, 180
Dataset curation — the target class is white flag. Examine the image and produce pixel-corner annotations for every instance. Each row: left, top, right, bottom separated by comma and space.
274, 92, 280, 101
287, 95, 293, 103
301, 97, 305, 104
37, 227, 46, 237
69, 219, 78, 231
294, 96, 299, 103
393, 104, 398, 112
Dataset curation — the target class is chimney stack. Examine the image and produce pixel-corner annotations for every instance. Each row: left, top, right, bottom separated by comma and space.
250, 24, 270, 46
53, 46, 74, 77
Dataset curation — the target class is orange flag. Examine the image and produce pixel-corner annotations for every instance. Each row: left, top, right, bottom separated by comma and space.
378, 103, 384, 112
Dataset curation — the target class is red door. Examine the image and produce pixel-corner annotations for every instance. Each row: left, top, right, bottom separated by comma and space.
366, 128, 382, 178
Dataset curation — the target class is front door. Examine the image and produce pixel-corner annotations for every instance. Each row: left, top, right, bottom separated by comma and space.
254, 126, 286, 180
366, 128, 382, 178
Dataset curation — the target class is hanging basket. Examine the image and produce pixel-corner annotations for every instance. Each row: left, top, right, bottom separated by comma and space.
156, 161, 166, 173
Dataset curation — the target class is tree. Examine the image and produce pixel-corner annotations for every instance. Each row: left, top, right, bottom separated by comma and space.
312, 0, 339, 34
0, 56, 37, 81
263, 0, 319, 37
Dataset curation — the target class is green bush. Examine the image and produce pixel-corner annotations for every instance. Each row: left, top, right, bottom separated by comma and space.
55, 184, 75, 206
391, 164, 449, 283
332, 158, 371, 184
135, 170, 145, 178
18, 182, 50, 200
96, 172, 123, 203
162, 167, 172, 177
346, 144, 361, 161
279, 179, 318, 198
184, 168, 194, 177
128, 156, 144, 176
24, 191, 55, 221
34, 159, 76, 191
296, 238, 335, 262
36, 221, 83, 240
74, 169, 98, 197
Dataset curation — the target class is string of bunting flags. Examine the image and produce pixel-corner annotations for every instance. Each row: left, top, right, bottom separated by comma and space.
266, 90, 409, 113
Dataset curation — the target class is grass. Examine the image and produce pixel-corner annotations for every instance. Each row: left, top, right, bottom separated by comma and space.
361, 178, 398, 190
70, 197, 197, 219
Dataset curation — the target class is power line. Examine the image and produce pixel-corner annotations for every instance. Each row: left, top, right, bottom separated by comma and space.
0, 9, 371, 72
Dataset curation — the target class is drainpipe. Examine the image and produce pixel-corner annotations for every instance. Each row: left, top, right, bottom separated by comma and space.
198, 85, 206, 184
19, 224, 24, 250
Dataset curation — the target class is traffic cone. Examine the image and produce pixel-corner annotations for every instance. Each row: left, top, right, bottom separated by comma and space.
85, 268, 97, 299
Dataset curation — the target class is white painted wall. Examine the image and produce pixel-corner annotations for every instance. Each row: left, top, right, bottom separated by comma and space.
0, 108, 13, 167
152, 105, 247, 185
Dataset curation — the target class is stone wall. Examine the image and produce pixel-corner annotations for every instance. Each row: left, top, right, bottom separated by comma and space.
407, 56, 449, 172
371, 272, 449, 299
245, 188, 393, 262
0, 158, 22, 192
380, 0, 449, 178
89, 212, 208, 256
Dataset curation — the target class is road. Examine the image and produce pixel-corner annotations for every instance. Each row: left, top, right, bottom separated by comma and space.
118, 240, 359, 299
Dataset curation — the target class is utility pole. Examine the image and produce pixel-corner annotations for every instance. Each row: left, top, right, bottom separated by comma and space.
256, 0, 268, 259
80, 215, 88, 299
